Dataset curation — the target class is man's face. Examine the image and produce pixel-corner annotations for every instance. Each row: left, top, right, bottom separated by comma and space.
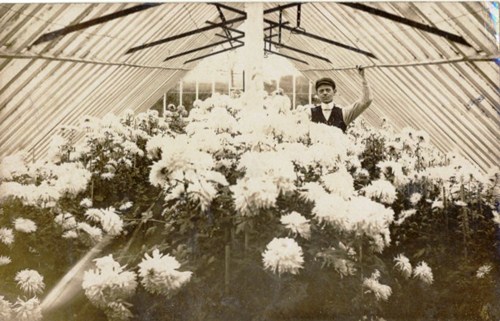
316, 85, 336, 104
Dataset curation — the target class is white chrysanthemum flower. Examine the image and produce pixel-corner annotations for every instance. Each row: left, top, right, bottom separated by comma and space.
363, 270, 392, 301
0, 295, 12, 321
119, 201, 133, 211
413, 261, 434, 284
138, 249, 192, 296
80, 198, 93, 208
0, 228, 14, 245
78, 223, 103, 242
15, 269, 45, 295
13, 218, 37, 234
280, 212, 311, 239
409, 193, 422, 206
262, 237, 304, 275
52, 163, 91, 196
476, 264, 492, 279
0, 153, 28, 181
431, 200, 444, 209
82, 255, 137, 309
395, 209, 417, 225
99, 207, 123, 236
101, 172, 115, 180
230, 177, 279, 216
0, 256, 11, 266
321, 169, 355, 199
85, 208, 103, 222
12, 297, 42, 321
62, 230, 78, 239
55, 213, 77, 230
105, 301, 134, 321
362, 179, 397, 205
454, 200, 467, 207
492, 211, 500, 227
394, 254, 412, 278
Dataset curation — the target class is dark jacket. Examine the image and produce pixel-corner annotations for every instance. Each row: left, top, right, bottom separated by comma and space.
311, 105, 347, 132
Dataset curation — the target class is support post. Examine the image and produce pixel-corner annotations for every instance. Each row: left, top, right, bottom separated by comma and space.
195, 80, 199, 100
292, 74, 296, 109
163, 93, 167, 117
308, 80, 312, 104
242, 2, 264, 108
179, 80, 183, 106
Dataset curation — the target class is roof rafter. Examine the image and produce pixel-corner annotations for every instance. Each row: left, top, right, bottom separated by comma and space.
340, 3, 472, 47
32, 4, 161, 46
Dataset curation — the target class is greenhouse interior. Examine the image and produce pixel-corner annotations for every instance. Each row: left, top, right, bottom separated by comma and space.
0, 2, 499, 321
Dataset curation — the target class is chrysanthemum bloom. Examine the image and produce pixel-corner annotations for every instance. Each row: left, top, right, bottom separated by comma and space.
280, 212, 311, 239
62, 230, 78, 239
363, 270, 392, 301
476, 264, 492, 279
395, 209, 417, 225
394, 254, 412, 278
0, 295, 12, 321
119, 201, 133, 211
413, 261, 434, 284
409, 193, 422, 206
454, 200, 467, 207
15, 269, 45, 295
362, 179, 397, 205
104, 301, 134, 321
55, 213, 77, 230
0, 228, 14, 245
0, 256, 11, 266
13, 218, 37, 234
85, 208, 123, 236
82, 255, 137, 309
321, 169, 355, 199
12, 297, 42, 321
78, 223, 103, 242
262, 237, 304, 275
80, 198, 93, 208
431, 200, 444, 209
99, 207, 123, 236
138, 249, 193, 296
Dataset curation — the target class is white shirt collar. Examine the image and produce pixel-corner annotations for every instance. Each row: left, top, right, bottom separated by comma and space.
321, 102, 334, 110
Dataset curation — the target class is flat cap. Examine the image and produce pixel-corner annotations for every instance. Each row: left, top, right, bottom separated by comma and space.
315, 77, 336, 91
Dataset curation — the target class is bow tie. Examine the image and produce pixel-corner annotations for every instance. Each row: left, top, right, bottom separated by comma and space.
322, 105, 333, 111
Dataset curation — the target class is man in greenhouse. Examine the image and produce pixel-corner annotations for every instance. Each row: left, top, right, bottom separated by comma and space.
308, 67, 372, 132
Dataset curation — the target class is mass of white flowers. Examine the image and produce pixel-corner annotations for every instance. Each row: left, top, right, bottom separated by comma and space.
413, 261, 434, 284
363, 270, 392, 301
280, 212, 311, 239
312, 194, 394, 252
14, 218, 37, 234
394, 254, 412, 279
138, 249, 193, 296
15, 269, 45, 295
262, 237, 304, 275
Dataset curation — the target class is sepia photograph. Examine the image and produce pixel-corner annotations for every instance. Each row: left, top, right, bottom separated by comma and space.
0, 1, 499, 320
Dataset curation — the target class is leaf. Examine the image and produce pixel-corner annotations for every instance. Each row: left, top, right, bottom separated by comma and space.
414, 248, 426, 259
